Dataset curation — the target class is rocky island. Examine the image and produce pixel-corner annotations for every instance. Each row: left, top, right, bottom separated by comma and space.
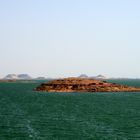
35, 77, 140, 92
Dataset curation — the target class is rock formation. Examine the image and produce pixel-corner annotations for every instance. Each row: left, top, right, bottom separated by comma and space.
35, 77, 140, 92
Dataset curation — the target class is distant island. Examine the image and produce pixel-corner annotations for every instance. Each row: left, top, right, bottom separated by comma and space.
2, 74, 47, 80
78, 74, 106, 79
35, 77, 140, 92
3, 74, 32, 80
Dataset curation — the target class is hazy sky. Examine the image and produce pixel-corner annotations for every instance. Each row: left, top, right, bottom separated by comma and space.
0, 0, 140, 78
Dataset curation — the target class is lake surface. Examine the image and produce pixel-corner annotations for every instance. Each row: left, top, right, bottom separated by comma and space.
0, 80, 140, 140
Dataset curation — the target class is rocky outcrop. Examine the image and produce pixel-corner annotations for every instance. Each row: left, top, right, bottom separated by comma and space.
35, 77, 140, 92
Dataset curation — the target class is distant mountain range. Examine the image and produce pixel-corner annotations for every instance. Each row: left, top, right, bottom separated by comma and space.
78, 74, 106, 79
4, 74, 32, 80
1, 74, 140, 80
2, 74, 106, 80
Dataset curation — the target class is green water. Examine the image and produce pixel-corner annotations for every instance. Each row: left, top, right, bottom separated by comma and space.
0, 80, 140, 140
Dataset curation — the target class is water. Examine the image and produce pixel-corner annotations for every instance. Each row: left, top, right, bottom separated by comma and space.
0, 80, 140, 140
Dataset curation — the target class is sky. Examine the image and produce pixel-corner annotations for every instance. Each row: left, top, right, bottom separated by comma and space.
0, 0, 140, 78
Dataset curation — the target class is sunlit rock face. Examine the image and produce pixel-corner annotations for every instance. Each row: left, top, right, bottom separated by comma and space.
35, 77, 140, 92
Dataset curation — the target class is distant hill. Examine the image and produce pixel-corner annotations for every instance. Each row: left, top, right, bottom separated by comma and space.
78, 74, 106, 79
35, 77, 46, 80
78, 74, 89, 78
17, 74, 32, 80
91, 75, 106, 79
4, 74, 18, 80
3, 74, 32, 80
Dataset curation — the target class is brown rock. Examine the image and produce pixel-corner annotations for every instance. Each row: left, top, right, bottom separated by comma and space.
35, 77, 140, 92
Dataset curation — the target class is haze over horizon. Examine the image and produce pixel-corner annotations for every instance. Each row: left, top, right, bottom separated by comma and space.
0, 0, 140, 78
